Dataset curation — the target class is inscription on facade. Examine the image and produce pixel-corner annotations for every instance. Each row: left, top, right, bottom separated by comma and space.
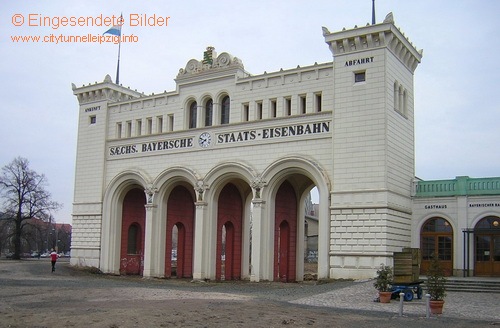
217, 122, 330, 145
109, 120, 330, 157
109, 137, 193, 156
345, 57, 374, 67
85, 105, 101, 112
424, 204, 447, 209
469, 203, 500, 208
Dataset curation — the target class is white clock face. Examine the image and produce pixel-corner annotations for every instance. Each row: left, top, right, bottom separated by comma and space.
198, 132, 212, 148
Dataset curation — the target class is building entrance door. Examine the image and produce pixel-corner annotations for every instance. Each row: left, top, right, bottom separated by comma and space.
420, 217, 453, 276
475, 216, 500, 277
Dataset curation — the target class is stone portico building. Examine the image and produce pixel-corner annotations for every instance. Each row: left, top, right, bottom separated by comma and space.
71, 12, 499, 281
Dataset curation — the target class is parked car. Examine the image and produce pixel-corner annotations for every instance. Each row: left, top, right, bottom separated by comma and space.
31, 252, 40, 258
40, 252, 49, 258
5, 252, 14, 259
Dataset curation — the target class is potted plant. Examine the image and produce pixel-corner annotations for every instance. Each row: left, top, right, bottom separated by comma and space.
426, 254, 447, 314
374, 264, 393, 303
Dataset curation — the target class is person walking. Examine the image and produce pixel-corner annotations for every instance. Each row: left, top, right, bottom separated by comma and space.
50, 249, 59, 273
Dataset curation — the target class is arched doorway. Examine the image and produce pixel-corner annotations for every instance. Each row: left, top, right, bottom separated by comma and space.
165, 185, 195, 278
120, 188, 146, 275
216, 183, 243, 281
420, 217, 453, 276
475, 216, 500, 277
274, 181, 297, 282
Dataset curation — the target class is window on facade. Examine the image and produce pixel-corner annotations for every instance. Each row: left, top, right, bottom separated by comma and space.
89, 115, 96, 124
402, 90, 408, 117
127, 224, 140, 255
126, 121, 132, 138
476, 235, 491, 261
315, 93, 322, 112
168, 114, 174, 132
423, 217, 452, 233
394, 82, 399, 112
156, 116, 163, 133
354, 71, 366, 83
257, 102, 263, 120
476, 216, 500, 229
394, 83, 408, 118
300, 95, 306, 114
220, 96, 230, 124
205, 99, 213, 127
285, 97, 292, 116
243, 103, 249, 122
146, 117, 152, 135
189, 101, 197, 129
421, 217, 453, 260
136, 119, 142, 136
270, 99, 277, 118
116, 122, 122, 138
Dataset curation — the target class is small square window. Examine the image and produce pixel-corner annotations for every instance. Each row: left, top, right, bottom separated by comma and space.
89, 116, 96, 124
355, 71, 366, 83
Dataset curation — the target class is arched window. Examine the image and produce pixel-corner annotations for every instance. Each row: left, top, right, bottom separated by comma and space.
474, 216, 500, 276
402, 89, 408, 116
394, 82, 399, 112
189, 101, 197, 129
420, 217, 453, 276
127, 224, 140, 254
221, 96, 230, 125
205, 99, 213, 127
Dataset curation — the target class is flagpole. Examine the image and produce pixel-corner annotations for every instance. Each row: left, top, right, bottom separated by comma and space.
116, 13, 123, 85
372, 0, 376, 24
116, 36, 121, 85
103, 14, 123, 85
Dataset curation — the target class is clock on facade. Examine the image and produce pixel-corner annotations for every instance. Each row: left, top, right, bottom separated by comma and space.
198, 132, 212, 148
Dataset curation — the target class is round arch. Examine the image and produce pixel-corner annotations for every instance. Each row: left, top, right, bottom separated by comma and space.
419, 216, 454, 276
214, 90, 231, 104
261, 156, 331, 281
203, 162, 254, 280
152, 166, 198, 277
101, 170, 150, 274
473, 215, 500, 277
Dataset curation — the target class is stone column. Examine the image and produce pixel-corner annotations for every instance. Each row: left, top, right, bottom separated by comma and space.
192, 181, 208, 280
142, 186, 158, 278
250, 177, 266, 282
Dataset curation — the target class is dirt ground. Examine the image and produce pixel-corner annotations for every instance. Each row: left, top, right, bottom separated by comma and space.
0, 259, 492, 328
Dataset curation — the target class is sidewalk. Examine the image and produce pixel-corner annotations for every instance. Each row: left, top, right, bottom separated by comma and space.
292, 279, 500, 321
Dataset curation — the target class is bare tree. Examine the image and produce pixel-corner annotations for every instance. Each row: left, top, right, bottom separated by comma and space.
0, 157, 61, 259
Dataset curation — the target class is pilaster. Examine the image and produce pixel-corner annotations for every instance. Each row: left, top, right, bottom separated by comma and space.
142, 203, 158, 277
193, 202, 208, 280
250, 199, 265, 281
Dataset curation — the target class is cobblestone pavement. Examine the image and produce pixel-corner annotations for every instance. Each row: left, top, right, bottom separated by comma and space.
1, 259, 499, 327
291, 279, 500, 322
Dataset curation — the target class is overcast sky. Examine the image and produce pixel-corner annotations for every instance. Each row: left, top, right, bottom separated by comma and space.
1, 1, 499, 224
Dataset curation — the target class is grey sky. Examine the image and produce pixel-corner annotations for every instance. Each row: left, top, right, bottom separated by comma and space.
1, 1, 499, 223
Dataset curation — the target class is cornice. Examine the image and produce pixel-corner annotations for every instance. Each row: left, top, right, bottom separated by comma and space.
323, 12, 423, 73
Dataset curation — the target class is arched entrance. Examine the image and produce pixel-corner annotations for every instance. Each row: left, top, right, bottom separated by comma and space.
120, 188, 146, 275
274, 181, 297, 282
165, 185, 195, 278
475, 216, 500, 277
216, 183, 243, 280
420, 217, 453, 276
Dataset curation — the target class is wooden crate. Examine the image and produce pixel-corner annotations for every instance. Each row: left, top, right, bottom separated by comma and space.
393, 248, 421, 284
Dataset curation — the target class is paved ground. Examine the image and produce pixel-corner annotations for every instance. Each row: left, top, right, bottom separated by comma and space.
0, 259, 498, 327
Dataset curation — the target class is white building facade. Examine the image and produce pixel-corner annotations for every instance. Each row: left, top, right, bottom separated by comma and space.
70, 13, 425, 281
412, 176, 500, 277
